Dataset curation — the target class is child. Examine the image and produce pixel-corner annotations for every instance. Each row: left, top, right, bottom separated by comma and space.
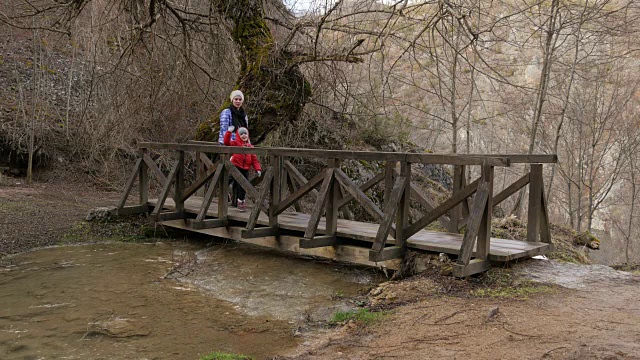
223, 125, 262, 211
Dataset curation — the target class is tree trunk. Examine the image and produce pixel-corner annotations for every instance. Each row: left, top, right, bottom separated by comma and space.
195, 0, 311, 144
547, 0, 587, 204
627, 165, 636, 264
528, 0, 560, 154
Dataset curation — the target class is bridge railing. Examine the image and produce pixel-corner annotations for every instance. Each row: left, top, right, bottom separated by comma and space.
114, 142, 556, 276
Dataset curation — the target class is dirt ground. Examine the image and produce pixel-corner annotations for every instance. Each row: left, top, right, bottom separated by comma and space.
281, 270, 640, 360
0, 178, 122, 256
2, 179, 640, 360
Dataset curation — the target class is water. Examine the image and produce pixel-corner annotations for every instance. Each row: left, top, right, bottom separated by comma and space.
0, 242, 382, 359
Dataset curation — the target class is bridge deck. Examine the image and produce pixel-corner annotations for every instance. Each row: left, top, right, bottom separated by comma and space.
150, 197, 551, 264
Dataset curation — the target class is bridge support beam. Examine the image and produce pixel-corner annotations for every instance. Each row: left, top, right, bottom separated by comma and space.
299, 235, 338, 249
453, 259, 491, 277
369, 246, 405, 262
242, 227, 279, 238
188, 218, 226, 230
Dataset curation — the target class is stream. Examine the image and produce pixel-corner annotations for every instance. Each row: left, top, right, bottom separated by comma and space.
0, 241, 383, 359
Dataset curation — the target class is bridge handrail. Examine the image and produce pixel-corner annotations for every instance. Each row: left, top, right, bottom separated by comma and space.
139, 141, 557, 165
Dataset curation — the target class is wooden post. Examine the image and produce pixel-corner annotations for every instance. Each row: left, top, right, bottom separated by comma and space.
527, 164, 543, 242
457, 183, 489, 264
196, 151, 205, 197
384, 161, 397, 207
280, 156, 288, 201
540, 180, 552, 243
476, 165, 494, 259
395, 161, 411, 249
303, 169, 334, 239
269, 156, 282, 228
326, 159, 340, 236
175, 151, 185, 213
450, 165, 464, 233
194, 163, 224, 223
139, 148, 148, 207
218, 161, 229, 223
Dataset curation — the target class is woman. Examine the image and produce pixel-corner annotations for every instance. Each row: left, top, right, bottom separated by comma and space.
218, 90, 248, 145
218, 90, 249, 207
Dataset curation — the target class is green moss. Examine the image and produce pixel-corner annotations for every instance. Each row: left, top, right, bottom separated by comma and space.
330, 308, 386, 325
200, 352, 252, 360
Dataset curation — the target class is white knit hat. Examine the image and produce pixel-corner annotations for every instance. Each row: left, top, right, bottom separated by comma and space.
230, 90, 244, 102
238, 127, 249, 135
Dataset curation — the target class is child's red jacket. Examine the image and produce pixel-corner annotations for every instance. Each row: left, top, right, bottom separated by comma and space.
223, 130, 262, 172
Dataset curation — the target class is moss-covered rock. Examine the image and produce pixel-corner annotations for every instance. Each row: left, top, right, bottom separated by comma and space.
573, 231, 600, 249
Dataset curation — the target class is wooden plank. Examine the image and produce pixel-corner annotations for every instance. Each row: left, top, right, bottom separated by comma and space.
456, 182, 490, 266
453, 259, 492, 277
189, 218, 226, 230
150, 159, 179, 218
372, 176, 407, 252
303, 169, 334, 239
476, 166, 494, 260
242, 227, 279, 238
285, 160, 319, 199
181, 160, 220, 202
369, 246, 405, 262
118, 158, 143, 209
113, 205, 148, 216
405, 154, 509, 166
334, 168, 384, 222
527, 164, 543, 242
336, 171, 385, 209
492, 173, 530, 206
195, 163, 224, 223
406, 178, 481, 239
274, 170, 326, 215
300, 235, 338, 248
246, 167, 273, 231
143, 153, 168, 187
494, 154, 558, 164
141, 142, 512, 166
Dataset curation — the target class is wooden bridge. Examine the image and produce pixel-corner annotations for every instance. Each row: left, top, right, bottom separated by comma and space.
113, 142, 556, 277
